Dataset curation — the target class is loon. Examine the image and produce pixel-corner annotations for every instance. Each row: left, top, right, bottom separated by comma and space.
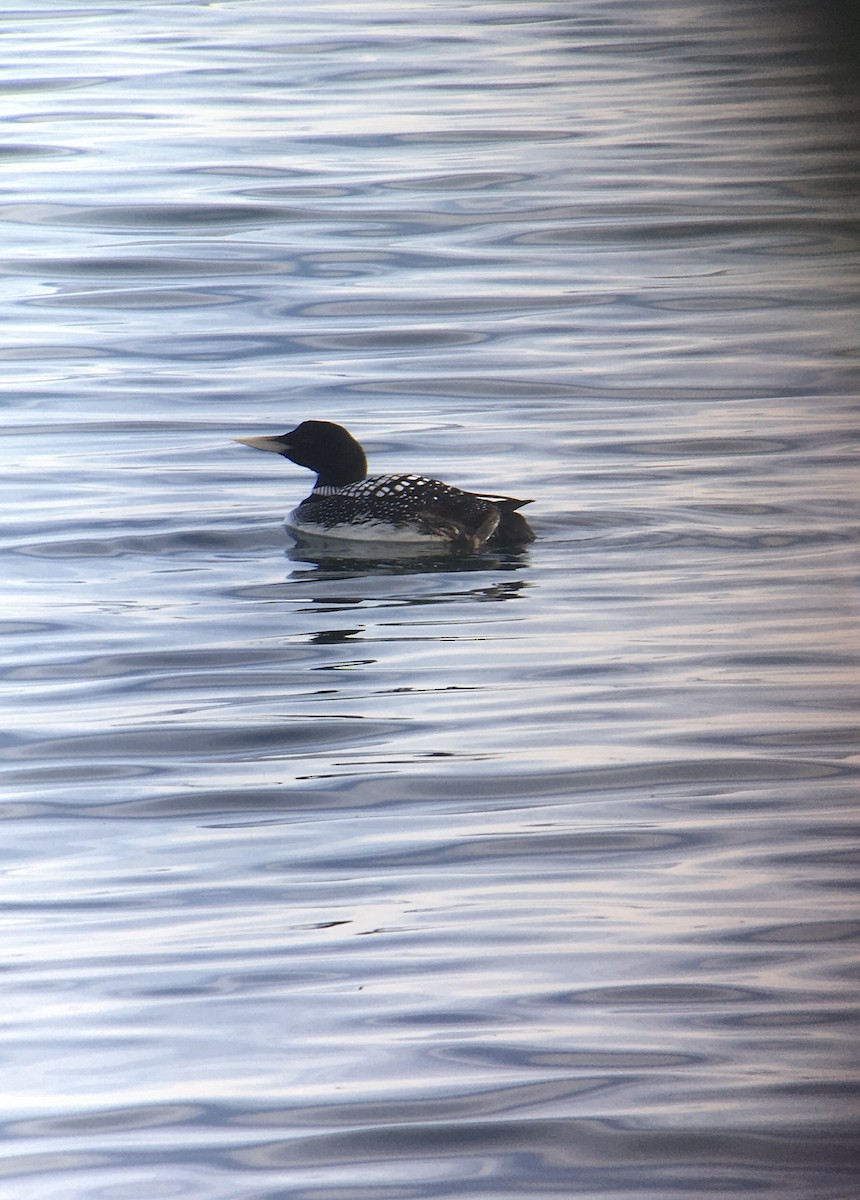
235, 420, 535, 550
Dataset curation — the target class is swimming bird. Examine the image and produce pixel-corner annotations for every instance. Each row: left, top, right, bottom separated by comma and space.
235, 420, 535, 550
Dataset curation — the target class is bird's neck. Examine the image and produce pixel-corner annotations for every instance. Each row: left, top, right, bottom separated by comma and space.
314, 447, 367, 488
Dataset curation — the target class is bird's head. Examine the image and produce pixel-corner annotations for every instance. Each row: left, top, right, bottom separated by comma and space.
235, 420, 368, 487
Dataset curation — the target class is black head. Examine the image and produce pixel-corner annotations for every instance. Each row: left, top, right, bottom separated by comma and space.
235, 420, 368, 487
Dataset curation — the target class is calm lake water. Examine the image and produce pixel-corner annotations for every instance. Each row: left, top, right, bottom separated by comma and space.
2, 1, 859, 1197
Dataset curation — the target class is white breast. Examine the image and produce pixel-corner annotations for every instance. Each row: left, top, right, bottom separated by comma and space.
284, 508, 450, 547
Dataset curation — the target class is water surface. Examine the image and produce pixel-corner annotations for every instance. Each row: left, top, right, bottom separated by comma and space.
1, 1, 859, 1197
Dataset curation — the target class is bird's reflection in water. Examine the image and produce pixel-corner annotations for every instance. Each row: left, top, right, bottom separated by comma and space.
285, 538, 530, 579
225, 540, 533, 616
308, 626, 364, 646
283, 540, 532, 614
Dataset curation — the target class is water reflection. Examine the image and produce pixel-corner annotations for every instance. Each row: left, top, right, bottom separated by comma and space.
285, 540, 533, 574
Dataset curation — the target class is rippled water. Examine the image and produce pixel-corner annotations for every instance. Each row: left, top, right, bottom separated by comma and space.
2, 1, 859, 1197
